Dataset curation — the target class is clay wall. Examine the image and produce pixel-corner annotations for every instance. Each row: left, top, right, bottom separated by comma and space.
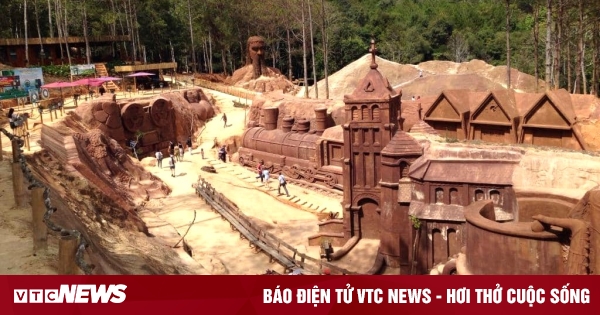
463, 200, 565, 275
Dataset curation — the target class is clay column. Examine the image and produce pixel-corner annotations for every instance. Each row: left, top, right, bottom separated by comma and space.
58, 233, 79, 275
30, 187, 48, 253
11, 139, 26, 208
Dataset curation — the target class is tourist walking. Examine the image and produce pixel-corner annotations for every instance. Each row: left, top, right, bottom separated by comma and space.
218, 145, 227, 163
175, 146, 181, 162
155, 150, 163, 168
278, 172, 289, 197
169, 155, 176, 177
256, 161, 264, 182
200, 148, 205, 159
222, 113, 228, 128
178, 142, 184, 160
169, 141, 175, 155
262, 168, 271, 190
186, 137, 193, 155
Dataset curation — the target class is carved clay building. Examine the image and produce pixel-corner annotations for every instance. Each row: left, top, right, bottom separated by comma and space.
423, 90, 486, 140
237, 40, 598, 275
419, 88, 588, 151
407, 157, 518, 273
469, 89, 520, 144
340, 41, 401, 241
516, 89, 586, 150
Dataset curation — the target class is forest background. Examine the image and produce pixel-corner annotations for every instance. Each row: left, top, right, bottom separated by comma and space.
1, 0, 599, 96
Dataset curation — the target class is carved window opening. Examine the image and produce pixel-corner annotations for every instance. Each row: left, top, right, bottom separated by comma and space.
435, 188, 444, 204
447, 228, 459, 260
432, 228, 446, 265
372, 105, 380, 121
400, 161, 409, 178
475, 189, 484, 201
362, 105, 369, 120
449, 188, 459, 205
352, 107, 359, 120
490, 190, 500, 205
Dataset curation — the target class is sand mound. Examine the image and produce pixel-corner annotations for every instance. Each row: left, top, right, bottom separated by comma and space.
302, 55, 547, 100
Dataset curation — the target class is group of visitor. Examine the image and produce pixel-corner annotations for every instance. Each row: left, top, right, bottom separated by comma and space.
153, 137, 290, 197
154, 136, 196, 177
255, 160, 290, 197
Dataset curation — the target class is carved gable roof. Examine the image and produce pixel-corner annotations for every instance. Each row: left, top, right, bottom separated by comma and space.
381, 131, 423, 156
471, 89, 519, 123
425, 89, 478, 120
344, 40, 398, 102
520, 89, 576, 127
409, 120, 439, 135
408, 157, 517, 185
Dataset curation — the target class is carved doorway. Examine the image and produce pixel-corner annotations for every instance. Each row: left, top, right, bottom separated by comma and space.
358, 198, 380, 239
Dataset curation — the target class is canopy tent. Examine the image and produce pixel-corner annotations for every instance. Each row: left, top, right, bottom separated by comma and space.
40, 81, 79, 102
126, 72, 156, 92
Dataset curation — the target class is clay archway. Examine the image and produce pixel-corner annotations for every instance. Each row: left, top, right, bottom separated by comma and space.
358, 198, 380, 239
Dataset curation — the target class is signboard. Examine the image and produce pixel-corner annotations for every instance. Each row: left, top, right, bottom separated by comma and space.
1, 70, 15, 76
41, 88, 50, 99
70, 64, 96, 76
29, 90, 40, 103
13, 68, 44, 92
0, 89, 28, 100
0, 76, 16, 87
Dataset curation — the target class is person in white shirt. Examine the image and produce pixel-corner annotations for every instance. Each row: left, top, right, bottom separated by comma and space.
155, 150, 163, 168
262, 168, 270, 189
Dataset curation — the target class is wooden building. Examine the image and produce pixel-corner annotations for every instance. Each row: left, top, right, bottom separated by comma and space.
0, 35, 131, 67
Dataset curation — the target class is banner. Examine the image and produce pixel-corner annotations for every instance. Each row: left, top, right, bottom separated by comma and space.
12, 68, 44, 92
0, 276, 595, 315
0, 76, 16, 87
70, 64, 96, 76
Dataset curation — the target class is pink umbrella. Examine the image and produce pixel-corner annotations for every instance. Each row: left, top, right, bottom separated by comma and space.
72, 78, 103, 86
126, 72, 156, 92
41, 81, 79, 101
95, 76, 122, 82
41, 81, 78, 88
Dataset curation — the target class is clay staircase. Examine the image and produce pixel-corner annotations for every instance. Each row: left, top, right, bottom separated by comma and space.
95, 63, 120, 92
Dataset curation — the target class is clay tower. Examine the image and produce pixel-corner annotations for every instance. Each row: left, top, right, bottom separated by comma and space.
341, 39, 401, 240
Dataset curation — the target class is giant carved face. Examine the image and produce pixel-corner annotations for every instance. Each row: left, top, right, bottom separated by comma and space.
247, 36, 266, 79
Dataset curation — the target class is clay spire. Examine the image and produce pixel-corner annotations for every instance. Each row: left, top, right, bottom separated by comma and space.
369, 39, 378, 69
